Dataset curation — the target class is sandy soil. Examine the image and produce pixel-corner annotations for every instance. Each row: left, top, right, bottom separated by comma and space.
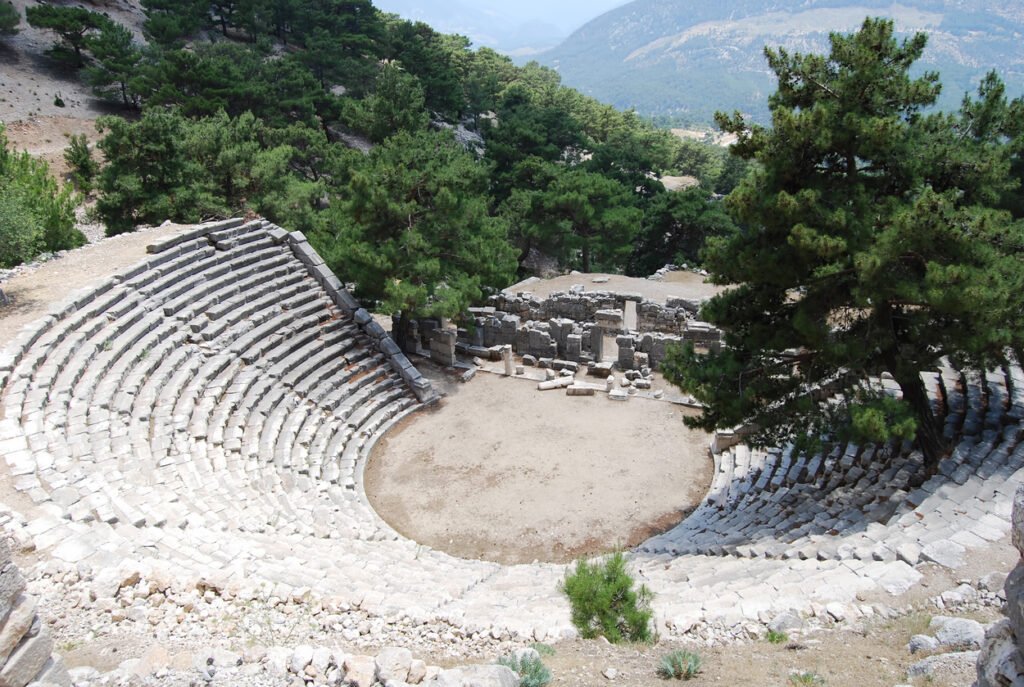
3, 115, 102, 180
365, 372, 713, 565
505, 271, 726, 304
526, 605, 1000, 687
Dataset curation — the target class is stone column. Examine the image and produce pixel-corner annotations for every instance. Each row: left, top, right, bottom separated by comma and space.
590, 325, 604, 362
502, 345, 514, 376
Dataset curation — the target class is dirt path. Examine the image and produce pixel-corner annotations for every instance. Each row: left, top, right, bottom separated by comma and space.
365, 372, 713, 565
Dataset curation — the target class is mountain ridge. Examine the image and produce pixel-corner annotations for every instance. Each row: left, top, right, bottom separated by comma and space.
538, 0, 1024, 124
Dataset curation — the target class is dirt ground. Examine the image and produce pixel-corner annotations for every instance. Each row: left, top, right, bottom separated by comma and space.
0, 0, 145, 124
365, 372, 713, 565
506, 271, 726, 303
520, 607, 1000, 687
2, 116, 103, 181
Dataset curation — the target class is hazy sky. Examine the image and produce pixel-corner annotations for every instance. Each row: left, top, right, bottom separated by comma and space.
483, 0, 629, 33
374, 0, 629, 37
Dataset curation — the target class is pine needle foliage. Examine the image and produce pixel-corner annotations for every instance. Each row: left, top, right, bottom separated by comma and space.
664, 18, 1024, 466
562, 552, 654, 644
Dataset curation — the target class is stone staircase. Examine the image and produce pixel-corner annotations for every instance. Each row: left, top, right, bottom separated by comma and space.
0, 217, 1021, 641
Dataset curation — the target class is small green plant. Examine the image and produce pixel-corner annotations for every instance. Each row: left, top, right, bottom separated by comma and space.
497, 654, 552, 687
657, 650, 701, 680
530, 642, 555, 657
789, 670, 825, 685
767, 629, 789, 644
562, 552, 653, 643
64, 133, 97, 193
53, 93, 65, 107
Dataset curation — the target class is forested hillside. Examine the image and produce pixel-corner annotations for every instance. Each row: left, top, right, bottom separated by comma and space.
0, 0, 744, 330
539, 0, 1024, 124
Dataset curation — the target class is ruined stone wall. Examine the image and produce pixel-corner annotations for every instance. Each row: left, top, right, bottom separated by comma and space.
490, 291, 701, 335
0, 539, 70, 687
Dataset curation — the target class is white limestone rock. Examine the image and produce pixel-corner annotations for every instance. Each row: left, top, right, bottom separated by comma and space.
907, 634, 939, 654
929, 616, 986, 650
921, 541, 966, 569
376, 647, 413, 684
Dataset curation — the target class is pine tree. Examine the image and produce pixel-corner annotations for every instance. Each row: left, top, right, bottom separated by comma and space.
663, 18, 1024, 466
84, 21, 142, 108
26, 5, 110, 66
317, 129, 518, 350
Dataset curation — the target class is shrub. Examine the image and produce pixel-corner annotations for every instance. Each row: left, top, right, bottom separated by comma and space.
497, 654, 552, 687
64, 134, 98, 193
767, 629, 789, 644
0, 124, 83, 267
657, 650, 702, 680
530, 643, 555, 657
562, 552, 653, 643
789, 670, 825, 685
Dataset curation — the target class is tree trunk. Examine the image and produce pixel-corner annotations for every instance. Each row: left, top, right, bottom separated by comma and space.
894, 366, 949, 468
395, 310, 414, 355
581, 243, 591, 273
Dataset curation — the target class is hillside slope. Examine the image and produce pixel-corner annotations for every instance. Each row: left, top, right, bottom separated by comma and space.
538, 0, 1024, 124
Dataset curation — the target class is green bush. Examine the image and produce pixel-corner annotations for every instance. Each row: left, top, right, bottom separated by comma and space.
0, 125, 84, 267
562, 552, 653, 643
657, 650, 702, 680
497, 654, 552, 687
64, 134, 98, 193
766, 629, 789, 644
0, 0, 19, 36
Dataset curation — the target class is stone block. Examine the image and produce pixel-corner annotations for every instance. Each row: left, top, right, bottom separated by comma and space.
375, 647, 412, 684
0, 594, 36, 665
538, 377, 573, 391
0, 627, 53, 687
364, 321, 387, 341
566, 386, 595, 397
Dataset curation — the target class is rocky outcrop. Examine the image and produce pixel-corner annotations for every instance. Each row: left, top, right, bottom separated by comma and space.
0, 540, 69, 687
976, 485, 1024, 686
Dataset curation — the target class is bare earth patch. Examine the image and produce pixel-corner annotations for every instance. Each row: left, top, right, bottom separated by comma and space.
365, 372, 713, 565
506, 270, 725, 303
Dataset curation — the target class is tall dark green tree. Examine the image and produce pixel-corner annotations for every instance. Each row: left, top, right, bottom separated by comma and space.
317, 129, 517, 348
628, 188, 736, 276
139, 0, 206, 45
366, 61, 428, 143
84, 21, 143, 108
293, 0, 382, 94
540, 168, 641, 273
0, 1, 19, 36
26, 5, 110, 66
663, 18, 1024, 465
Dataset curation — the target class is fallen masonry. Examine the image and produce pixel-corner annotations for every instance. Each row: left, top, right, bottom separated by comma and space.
0, 218, 1021, 663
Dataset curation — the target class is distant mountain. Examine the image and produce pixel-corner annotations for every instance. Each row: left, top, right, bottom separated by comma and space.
373, 0, 629, 56
538, 0, 1024, 124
